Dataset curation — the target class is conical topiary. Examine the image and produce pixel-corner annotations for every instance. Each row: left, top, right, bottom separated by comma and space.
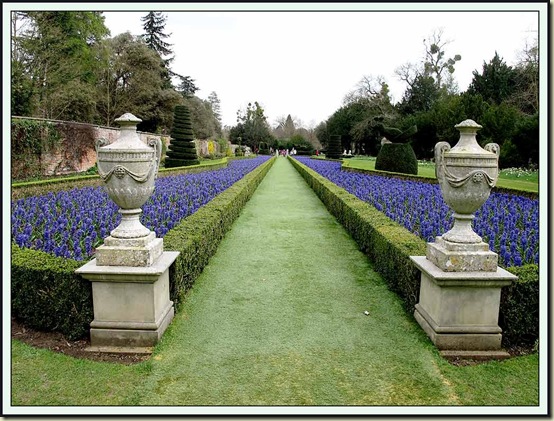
165, 105, 200, 167
326, 134, 342, 159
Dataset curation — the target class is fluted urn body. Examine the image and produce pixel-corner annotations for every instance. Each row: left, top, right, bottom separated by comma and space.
435, 119, 499, 244
96, 113, 161, 239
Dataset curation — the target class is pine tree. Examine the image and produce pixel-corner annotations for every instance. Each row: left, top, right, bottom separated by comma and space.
326, 135, 342, 159
141, 12, 173, 58
165, 105, 200, 167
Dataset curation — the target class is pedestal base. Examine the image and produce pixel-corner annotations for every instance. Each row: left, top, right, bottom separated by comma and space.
76, 251, 179, 352
427, 236, 498, 272
96, 232, 163, 267
410, 256, 516, 357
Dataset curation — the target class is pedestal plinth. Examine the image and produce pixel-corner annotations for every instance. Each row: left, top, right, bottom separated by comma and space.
76, 251, 178, 353
410, 256, 516, 359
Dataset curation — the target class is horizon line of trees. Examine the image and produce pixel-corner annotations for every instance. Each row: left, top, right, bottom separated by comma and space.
11, 11, 222, 139
313, 29, 539, 168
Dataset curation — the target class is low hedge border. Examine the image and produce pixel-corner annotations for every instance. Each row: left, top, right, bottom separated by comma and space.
341, 165, 538, 200
290, 157, 539, 348
11, 159, 229, 201
289, 156, 426, 313
11, 157, 275, 339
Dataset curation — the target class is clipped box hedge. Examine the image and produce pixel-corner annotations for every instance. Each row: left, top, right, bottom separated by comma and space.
290, 157, 539, 348
501, 264, 540, 347
11, 157, 274, 339
289, 156, 427, 312
11, 245, 93, 340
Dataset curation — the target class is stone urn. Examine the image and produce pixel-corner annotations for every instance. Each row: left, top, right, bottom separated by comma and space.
96, 113, 161, 240
435, 119, 499, 244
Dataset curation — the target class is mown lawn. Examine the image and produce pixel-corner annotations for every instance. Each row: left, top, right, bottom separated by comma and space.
10, 158, 540, 412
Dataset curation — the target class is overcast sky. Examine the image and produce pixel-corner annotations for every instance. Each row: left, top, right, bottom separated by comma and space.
101, 4, 539, 129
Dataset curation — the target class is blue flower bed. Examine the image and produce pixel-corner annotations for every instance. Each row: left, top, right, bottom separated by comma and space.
12, 157, 271, 261
294, 157, 538, 267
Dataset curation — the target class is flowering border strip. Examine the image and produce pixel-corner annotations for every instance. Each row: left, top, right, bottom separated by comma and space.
11, 159, 229, 201
289, 157, 538, 347
341, 165, 539, 200
11, 157, 275, 339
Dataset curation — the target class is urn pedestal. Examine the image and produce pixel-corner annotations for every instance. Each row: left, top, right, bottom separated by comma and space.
76, 113, 178, 353
410, 120, 517, 360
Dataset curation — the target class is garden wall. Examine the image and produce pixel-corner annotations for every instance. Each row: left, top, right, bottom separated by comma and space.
11, 157, 275, 339
11, 116, 226, 180
11, 116, 170, 179
289, 157, 539, 348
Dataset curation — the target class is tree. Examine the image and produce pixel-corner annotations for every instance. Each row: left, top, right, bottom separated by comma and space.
511, 37, 538, 115
207, 91, 222, 123
233, 101, 274, 149
398, 74, 440, 115
175, 75, 199, 98
12, 11, 109, 120
184, 95, 221, 139
395, 28, 461, 100
94, 32, 168, 129
314, 121, 329, 149
165, 105, 199, 167
141, 12, 173, 58
467, 52, 518, 105
422, 28, 461, 92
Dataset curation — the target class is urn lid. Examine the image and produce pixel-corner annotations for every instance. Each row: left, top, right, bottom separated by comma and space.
448, 119, 495, 157
101, 113, 153, 152
115, 113, 142, 125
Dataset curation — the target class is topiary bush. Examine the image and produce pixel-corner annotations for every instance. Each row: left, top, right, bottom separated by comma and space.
375, 143, 418, 175
165, 105, 200, 167
326, 135, 342, 159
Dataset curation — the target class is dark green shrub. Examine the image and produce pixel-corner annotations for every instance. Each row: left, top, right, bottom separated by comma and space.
375, 143, 418, 175
326, 135, 342, 159
500, 264, 539, 347
11, 245, 93, 340
165, 105, 200, 167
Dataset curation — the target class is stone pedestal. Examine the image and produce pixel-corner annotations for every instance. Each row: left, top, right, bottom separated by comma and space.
411, 255, 517, 359
76, 252, 178, 353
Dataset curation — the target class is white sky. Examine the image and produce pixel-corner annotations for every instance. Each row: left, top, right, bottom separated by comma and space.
99, 5, 539, 128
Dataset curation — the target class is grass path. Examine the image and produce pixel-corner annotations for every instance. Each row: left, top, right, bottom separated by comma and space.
134, 157, 460, 405
11, 157, 539, 409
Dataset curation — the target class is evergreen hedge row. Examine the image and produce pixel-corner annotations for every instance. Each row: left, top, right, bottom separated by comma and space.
11, 157, 275, 339
289, 157, 539, 348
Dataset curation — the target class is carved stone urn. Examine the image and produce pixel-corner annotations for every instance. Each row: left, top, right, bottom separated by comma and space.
435, 119, 499, 245
428, 119, 500, 272
96, 113, 161, 241
76, 112, 178, 352
410, 119, 516, 359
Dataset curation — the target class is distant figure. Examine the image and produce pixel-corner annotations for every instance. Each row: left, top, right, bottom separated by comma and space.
316, 150, 319, 156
